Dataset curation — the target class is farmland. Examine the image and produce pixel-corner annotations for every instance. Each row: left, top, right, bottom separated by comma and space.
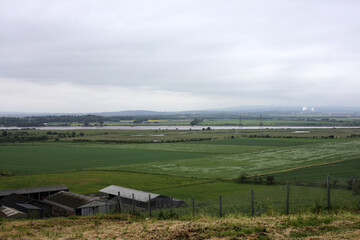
2, 137, 360, 178
0, 128, 360, 212
0, 143, 208, 174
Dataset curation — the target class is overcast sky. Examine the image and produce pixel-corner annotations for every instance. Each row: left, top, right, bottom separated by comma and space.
1, 0, 360, 113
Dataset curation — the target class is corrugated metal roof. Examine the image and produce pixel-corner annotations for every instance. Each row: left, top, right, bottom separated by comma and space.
0, 206, 26, 218
16, 203, 42, 210
99, 185, 161, 202
0, 193, 33, 206
78, 200, 107, 208
43, 191, 97, 210
0, 184, 69, 197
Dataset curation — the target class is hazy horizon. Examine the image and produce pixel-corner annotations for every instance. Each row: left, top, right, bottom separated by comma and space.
1, 1, 360, 112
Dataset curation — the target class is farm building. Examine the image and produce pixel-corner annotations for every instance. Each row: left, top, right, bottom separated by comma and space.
0, 206, 27, 219
43, 191, 111, 216
99, 185, 187, 210
0, 194, 51, 218
0, 184, 69, 200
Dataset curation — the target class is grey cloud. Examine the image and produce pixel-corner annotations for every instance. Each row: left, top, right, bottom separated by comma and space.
1, 0, 360, 109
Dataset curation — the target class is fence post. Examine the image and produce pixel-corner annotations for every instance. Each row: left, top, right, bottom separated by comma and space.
286, 182, 289, 215
132, 193, 135, 214
170, 196, 173, 217
327, 175, 331, 209
117, 191, 122, 213
251, 189, 254, 217
219, 195, 222, 218
192, 197, 195, 218
148, 194, 151, 218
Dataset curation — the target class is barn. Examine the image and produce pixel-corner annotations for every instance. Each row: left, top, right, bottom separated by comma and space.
0, 193, 53, 218
0, 185, 69, 200
99, 185, 187, 210
43, 191, 111, 216
0, 206, 27, 219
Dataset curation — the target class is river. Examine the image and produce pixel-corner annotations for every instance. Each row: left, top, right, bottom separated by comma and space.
1, 126, 359, 130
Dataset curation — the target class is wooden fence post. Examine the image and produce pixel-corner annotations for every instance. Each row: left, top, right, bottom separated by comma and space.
192, 197, 195, 218
327, 175, 331, 209
219, 195, 222, 218
251, 189, 254, 217
148, 194, 151, 218
170, 196, 173, 217
132, 193, 135, 214
117, 191, 122, 213
286, 182, 289, 215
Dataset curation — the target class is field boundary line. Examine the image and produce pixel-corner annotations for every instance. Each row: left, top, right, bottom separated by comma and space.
253, 157, 360, 177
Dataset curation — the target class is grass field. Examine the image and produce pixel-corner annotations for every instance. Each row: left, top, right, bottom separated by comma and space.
0, 143, 208, 174
0, 170, 211, 195
266, 158, 360, 182
1, 129, 360, 210
105, 138, 360, 178
1, 135, 360, 179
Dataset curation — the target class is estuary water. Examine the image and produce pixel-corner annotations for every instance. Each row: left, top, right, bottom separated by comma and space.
1, 126, 359, 130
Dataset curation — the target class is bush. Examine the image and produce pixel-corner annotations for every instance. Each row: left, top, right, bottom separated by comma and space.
266, 175, 274, 184
352, 179, 360, 196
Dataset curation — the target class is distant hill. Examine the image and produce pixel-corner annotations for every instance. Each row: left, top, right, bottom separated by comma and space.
1, 106, 360, 117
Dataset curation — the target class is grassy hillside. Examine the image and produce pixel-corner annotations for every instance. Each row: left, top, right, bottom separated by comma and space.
0, 212, 359, 239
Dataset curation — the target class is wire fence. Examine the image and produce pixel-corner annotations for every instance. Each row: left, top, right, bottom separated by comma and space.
111, 176, 360, 218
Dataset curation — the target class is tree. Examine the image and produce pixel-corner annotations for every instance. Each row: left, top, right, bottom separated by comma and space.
133, 118, 148, 123
266, 175, 274, 184
352, 179, 360, 196
190, 118, 203, 126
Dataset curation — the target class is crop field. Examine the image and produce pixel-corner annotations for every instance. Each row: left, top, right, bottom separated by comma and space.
266, 158, 360, 182
0, 143, 208, 174
102, 138, 360, 178
0, 170, 211, 195
1, 129, 360, 212
1, 133, 360, 179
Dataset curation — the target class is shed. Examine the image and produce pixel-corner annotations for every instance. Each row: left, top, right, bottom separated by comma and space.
0, 184, 69, 200
99, 185, 187, 209
43, 191, 109, 216
0, 206, 27, 219
0, 193, 52, 218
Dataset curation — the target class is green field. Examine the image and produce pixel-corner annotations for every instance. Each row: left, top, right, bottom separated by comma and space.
1, 129, 360, 211
1, 134, 360, 179
103, 138, 360, 178
267, 158, 360, 182
0, 143, 208, 174
0, 170, 211, 195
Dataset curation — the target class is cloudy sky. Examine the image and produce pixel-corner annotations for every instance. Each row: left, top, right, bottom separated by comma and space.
1, 0, 360, 113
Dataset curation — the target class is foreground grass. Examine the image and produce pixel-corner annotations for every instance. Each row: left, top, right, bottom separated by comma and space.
0, 212, 359, 239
